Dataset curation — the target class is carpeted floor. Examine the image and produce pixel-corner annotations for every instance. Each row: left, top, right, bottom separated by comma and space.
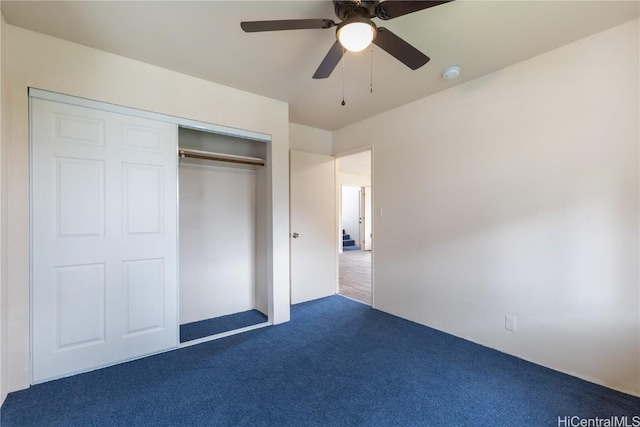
2, 295, 639, 426
180, 309, 268, 343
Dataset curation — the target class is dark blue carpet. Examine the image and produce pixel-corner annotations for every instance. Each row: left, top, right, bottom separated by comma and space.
2, 296, 639, 426
180, 309, 268, 343
343, 245, 361, 251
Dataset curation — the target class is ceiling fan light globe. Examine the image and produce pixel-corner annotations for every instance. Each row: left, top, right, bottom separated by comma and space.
338, 22, 375, 52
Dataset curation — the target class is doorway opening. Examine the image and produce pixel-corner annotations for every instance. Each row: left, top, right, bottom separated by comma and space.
337, 150, 372, 306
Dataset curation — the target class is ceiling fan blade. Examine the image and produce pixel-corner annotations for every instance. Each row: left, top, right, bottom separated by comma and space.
373, 27, 430, 70
376, 1, 453, 20
313, 41, 345, 79
240, 19, 336, 32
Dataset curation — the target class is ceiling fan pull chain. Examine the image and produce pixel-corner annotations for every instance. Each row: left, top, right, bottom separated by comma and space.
370, 44, 374, 94
341, 47, 346, 106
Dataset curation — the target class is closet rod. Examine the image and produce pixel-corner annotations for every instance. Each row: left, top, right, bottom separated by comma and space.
178, 148, 265, 166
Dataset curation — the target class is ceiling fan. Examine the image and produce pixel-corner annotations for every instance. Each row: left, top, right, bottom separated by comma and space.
240, 0, 453, 79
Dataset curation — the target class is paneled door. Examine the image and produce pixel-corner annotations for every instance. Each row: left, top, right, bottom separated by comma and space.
289, 150, 336, 304
31, 97, 178, 383
361, 186, 372, 251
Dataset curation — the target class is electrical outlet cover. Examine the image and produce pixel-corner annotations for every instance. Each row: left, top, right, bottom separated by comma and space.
505, 315, 516, 332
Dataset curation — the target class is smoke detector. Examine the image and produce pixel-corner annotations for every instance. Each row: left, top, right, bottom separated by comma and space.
442, 65, 461, 80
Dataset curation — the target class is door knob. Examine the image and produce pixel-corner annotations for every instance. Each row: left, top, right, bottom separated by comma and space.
292, 232, 299, 238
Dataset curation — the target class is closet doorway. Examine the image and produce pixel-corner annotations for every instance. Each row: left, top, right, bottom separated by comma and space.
30, 89, 278, 383
178, 128, 269, 344
337, 150, 373, 306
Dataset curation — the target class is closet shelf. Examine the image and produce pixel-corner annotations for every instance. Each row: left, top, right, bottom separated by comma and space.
179, 148, 265, 166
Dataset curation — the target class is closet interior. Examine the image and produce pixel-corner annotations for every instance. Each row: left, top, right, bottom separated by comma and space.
178, 127, 269, 344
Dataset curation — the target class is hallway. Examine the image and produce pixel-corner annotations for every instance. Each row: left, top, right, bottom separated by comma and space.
338, 250, 372, 305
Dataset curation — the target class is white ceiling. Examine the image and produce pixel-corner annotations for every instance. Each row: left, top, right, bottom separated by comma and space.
2, 1, 638, 131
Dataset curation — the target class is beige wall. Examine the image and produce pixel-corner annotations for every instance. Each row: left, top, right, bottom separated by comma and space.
339, 173, 371, 188
289, 123, 332, 155
2, 25, 291, 394
334, 19, 640, 395
0, 13, 7, 406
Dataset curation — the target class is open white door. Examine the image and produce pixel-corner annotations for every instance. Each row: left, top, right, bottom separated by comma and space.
290, 151, 336, 304
361, 186, 372, 250
31, 98, 178, 383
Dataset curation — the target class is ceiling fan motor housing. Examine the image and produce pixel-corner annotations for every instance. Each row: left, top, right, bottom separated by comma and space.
333, 1, 379, 21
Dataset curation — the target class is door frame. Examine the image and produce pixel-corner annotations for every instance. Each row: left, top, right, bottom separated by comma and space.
335, 146, 374, 307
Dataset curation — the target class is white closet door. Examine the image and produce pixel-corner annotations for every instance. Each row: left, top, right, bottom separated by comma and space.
31, 98, 178, 383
